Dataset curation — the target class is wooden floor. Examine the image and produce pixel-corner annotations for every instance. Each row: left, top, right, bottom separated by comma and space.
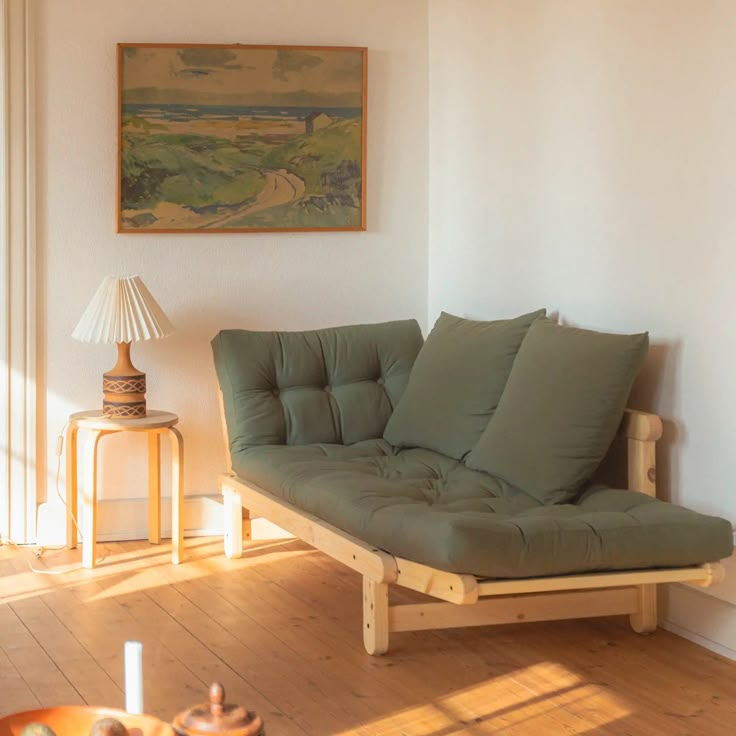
1, 539, 736, 735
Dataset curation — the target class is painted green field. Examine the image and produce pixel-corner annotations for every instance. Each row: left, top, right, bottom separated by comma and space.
120, 115, 363, 230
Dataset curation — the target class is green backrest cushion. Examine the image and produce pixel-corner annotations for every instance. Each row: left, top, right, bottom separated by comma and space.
383, 309, 546, 459
466, 318, 649, 504
212, 319, 423, 453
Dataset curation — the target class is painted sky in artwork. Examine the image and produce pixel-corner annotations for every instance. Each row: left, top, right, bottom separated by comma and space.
122, 46, 364, 107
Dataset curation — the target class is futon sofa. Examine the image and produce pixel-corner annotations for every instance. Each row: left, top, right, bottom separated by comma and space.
212, 312, 732, 654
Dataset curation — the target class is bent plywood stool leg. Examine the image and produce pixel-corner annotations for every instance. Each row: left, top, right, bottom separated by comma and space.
148, 432, 161, 544
66, 411, 183, 565
65, 423, 79, 549
82, 429, 112, 569
169, 426, 184, 564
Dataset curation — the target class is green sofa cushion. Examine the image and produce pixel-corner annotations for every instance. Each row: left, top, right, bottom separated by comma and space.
212, 320, 423, 454
466, 318, 649, 504
383, 309, 546, 459
232, 443, 733, 578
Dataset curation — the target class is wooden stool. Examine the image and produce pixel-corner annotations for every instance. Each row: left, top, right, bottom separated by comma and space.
65, 410, 184, 568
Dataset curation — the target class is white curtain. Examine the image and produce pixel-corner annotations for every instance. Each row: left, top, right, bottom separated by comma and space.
0, 0, 37, 545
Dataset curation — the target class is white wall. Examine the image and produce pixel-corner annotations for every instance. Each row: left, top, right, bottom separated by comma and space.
428, 0, 736, 653
36, 0, 428, 541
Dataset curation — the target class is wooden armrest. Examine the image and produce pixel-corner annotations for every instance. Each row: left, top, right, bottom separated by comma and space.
621, 409, 663, 442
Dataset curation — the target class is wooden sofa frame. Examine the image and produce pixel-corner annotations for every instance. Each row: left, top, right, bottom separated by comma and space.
219, 408, 725, 655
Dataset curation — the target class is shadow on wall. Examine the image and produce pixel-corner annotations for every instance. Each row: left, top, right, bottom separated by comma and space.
628, 340, 683, 504
595, 340, 681, 500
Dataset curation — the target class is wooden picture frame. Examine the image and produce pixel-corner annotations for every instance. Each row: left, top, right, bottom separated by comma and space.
117, 43, 367, 233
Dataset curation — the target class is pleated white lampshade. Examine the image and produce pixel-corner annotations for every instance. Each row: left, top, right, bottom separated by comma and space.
73, 276, 174, 419
72, 275, 174, 345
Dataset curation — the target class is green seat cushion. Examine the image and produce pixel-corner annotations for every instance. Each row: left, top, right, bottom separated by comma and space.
383, 309, 546, 459
232, 444, 733, 578
466, 319, 649, 504
212, 320, 423, 454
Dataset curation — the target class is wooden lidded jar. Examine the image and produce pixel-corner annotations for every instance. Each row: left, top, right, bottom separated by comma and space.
172, 683, 265, 736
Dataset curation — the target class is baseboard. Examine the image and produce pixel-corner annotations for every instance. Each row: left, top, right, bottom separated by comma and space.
660, 618, 736, 662
36, 493, 293, 546
658, 532, 736, 661
36, 494, 225, 545
660, 581, 736, 662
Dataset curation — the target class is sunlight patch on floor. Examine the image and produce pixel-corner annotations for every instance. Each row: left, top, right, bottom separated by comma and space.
342, 662, 632, 735
0, 537, 311, 605
86, 542, 314, 602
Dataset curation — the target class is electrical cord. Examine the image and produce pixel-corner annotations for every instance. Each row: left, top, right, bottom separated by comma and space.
0, 423, 84, 573
53, 422, 83, 544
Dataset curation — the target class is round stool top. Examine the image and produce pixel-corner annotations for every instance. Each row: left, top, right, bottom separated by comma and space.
69, 409, 179, 431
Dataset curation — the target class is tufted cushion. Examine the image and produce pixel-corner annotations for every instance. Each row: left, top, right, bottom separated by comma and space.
212, 320, 423, 454
233, 443, 734, 578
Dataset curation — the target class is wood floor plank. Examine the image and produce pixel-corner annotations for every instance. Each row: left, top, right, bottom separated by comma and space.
220, 544, 642, 734
39, 580, 206, 719
272, 545, 605, 734
0, 603, 83, 709
225, 544, 509, 720
173, 544, 493, 732
0, 647, 41, 716
113, 586, 310, 736
1, 538, 736, 735
539, 618, 736, 735
8, 596, 122, 708
86, 541, 330, 733
159, 576, 375, 734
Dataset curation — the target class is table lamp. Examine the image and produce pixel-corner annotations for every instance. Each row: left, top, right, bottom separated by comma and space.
72, 275, 174, 419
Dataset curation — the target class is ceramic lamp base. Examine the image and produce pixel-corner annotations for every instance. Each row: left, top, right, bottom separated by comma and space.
103, 376, 147, 418
103, 342, 147, 419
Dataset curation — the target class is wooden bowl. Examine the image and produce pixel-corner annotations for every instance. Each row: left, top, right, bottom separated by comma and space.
0, 706, 175, 736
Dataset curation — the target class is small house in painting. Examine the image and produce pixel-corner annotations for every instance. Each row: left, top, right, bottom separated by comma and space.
304, 111, 332, 134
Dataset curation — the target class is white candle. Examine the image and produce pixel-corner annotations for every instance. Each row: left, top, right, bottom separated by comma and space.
124, 640, 144, 714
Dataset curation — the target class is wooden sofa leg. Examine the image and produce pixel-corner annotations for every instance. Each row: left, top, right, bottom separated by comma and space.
630, 583, 657, 634
223, 485, 244, 559
363, 577, 389, 655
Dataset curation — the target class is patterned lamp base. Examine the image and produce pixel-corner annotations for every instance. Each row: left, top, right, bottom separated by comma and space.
103, 342, 148, 419
103, 374, 147, 418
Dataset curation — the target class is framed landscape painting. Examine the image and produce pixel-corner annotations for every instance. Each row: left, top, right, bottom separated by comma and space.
117, 43, 367, 233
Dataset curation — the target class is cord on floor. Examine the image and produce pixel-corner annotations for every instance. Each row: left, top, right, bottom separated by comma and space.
0, 422, 83, 573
